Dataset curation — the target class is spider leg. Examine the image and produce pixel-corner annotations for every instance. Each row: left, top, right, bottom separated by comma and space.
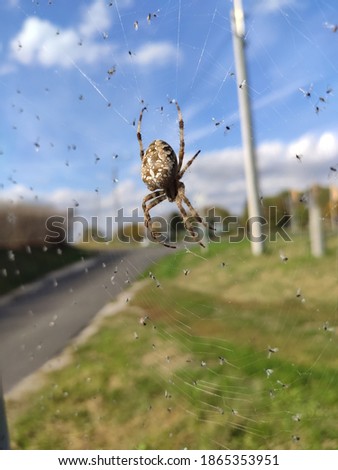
175, 183, 204, 248
142, 190, 164, 227
177, 183, 214, 241
181, 193, 215, 231
142, 191, 176, 248
178, 149, 201, 179
181, 194, 206, 226
137, 106, 147, 160
171, 100, 185, 172
175, 194, 205, 247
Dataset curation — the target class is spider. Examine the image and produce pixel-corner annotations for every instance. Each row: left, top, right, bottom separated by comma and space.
137, 100, 207, 248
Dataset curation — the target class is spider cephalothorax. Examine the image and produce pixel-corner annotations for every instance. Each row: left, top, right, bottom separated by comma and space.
137, 100, 206, 248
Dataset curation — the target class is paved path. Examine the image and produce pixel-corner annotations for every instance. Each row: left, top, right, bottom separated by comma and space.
0, 247, 167, 393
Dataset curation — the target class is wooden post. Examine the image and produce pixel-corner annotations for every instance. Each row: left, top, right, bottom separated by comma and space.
289, 189, 300, 234
309, 185, 325, 257
329, 185, 338, 232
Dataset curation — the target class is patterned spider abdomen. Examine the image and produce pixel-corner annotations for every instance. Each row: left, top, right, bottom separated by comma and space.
141, 139, 178, 198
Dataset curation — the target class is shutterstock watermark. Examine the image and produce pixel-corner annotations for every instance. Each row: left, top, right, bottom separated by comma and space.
44, 207, 292, 245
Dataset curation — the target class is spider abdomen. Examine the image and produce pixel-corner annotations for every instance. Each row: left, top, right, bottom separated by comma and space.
141, 139, 178, 192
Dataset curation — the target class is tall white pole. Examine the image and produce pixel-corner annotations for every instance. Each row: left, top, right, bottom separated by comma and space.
231, 0, 264, 255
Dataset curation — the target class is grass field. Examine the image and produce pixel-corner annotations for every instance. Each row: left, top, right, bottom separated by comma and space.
6, 235, 338, 449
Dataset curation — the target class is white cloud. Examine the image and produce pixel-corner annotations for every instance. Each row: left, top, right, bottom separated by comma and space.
133, 41, 179, 68
38, 179, 144, 221
8, 4, 177, 72
183, 130, 338, 213
251, 0, 298, 14
2, 131, 337, 218
9, 0, 112, 68
47, 187, 97, 211
1, 184, 35, 203
0, 63, 16, 76
79, 0, 111, 37
7, 0, 19, 7
287, 134, 315, 162
317, 133, 338, 160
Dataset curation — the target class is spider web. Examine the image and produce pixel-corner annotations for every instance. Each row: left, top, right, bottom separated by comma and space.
0, 0, 338, 451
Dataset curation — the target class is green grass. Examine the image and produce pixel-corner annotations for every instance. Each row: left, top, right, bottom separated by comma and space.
6, 235, 338, 449
0, 244, 96, 296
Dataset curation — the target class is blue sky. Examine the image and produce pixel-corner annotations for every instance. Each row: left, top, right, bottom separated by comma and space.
0, 0, 338, 225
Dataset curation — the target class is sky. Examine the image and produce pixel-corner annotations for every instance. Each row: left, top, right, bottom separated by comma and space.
0, 0, 338, 230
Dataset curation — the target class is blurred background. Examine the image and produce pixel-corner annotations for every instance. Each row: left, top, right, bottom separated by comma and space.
0, 0, 338, 450
1, 0, 338, 231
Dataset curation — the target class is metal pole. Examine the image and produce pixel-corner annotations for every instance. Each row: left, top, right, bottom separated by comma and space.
231, 0, 264, 255
0, 378, 10, 450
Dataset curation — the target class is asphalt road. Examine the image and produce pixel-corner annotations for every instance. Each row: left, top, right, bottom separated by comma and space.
0, 247, 167, 393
